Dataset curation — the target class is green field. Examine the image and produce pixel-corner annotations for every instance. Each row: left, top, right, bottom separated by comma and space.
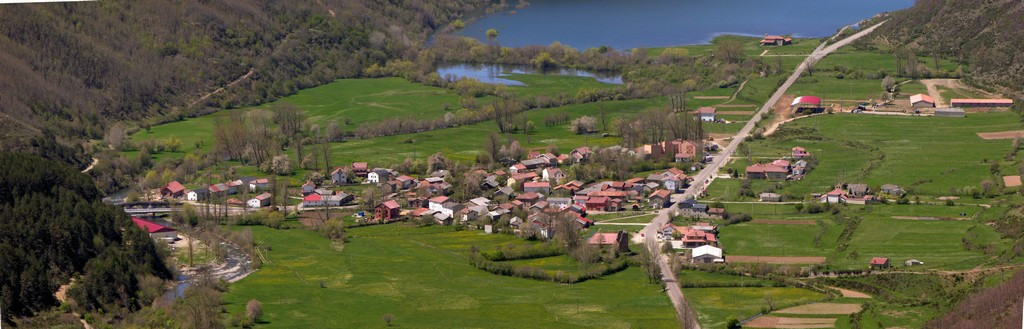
684, 286, 824, 328
720, 220, 841, 257
223, 224, 677, 328
723, 112, 1021, 198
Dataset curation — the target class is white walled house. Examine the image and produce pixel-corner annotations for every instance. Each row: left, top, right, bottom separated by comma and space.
248, 193, 272, 208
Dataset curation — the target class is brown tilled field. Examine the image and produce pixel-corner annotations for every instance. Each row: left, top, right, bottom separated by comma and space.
977, 130, 1024, 140
745, 316, 836, 329
727, 256, 826, 264
775, 303, 863, 315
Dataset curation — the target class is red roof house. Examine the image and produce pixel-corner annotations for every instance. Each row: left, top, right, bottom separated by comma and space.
132, 217, 177, 239
375, 200, 401, 221
161, 181, 186, 198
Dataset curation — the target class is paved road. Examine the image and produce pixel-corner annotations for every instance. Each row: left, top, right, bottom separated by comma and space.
641, 22, 888, 329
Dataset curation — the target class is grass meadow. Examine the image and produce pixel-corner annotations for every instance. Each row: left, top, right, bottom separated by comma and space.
222, 224, 677, 328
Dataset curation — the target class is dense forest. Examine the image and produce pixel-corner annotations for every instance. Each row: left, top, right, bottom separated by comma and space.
867, 0, 1024, 98
0, 0, 486, 167
0, 152, 171, 324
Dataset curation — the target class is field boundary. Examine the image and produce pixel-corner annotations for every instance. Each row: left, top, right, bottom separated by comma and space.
977, 130, 1024, 140
728, 256, 826, 264
751, 219, 816, 225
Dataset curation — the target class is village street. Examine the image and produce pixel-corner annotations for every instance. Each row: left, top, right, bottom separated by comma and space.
640, 21, 889, 328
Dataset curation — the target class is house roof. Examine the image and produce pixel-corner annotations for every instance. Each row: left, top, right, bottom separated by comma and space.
352, 162, 368, 170
429, 196, 449, 203
870, 257, 889, 265
586, 196, 610, 204
380, 200, 401, 210
303, 194, 322, 202
251, 178, 270, 184
649, 189, 671, 199
909, 93, 935, 104
746, 163, 789, 174
692, 245, 722, 258
253, 192, 272, 200
516, 192, 541, 200
771, 159, 791, 168
133, 217, 176, 234
164, 181, 185, 193
825, 188, 847, 196
791, 96, 822, 106
523, 181, 551, 188
396, 175, 415, 182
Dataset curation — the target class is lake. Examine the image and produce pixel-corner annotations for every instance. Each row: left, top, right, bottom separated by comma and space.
437, 63, 622, 86
454, 0, 915, 49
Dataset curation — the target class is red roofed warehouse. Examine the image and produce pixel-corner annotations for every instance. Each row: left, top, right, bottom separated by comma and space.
791, 96, 824, 113
870, 257, 890, 269
909, 94, 935, 108
133, 217, 177, 240
950, 98, 1014, 108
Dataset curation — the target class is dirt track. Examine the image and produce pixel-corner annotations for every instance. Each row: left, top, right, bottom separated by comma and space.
751, 219, 816, 225
745, 316, 836, 329
977, 130, 1024, 140
728, 256, 826, 264
775, 303, 862, 315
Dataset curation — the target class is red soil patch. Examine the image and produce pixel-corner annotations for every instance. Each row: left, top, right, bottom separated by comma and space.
751, 219, 816, 225
827, 286, 871, 299
745, 316, 836, 329
1003, 175, 1022, 187
977, 130, 1024, 140
728, 256, 826, 264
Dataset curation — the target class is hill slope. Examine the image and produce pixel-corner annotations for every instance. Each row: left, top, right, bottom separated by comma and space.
868, 0, 1024, 98
0, 0, 478, 166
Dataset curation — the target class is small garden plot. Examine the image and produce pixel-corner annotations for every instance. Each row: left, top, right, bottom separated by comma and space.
774, 302, 862, 315
744, 316, 836, 329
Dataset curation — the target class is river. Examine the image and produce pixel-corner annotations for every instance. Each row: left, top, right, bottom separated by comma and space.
453, 0, 914, 49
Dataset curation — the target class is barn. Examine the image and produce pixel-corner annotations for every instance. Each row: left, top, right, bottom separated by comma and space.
909, 94, 935, 108
950, 98, 1013, 108
791, 96, 824, 113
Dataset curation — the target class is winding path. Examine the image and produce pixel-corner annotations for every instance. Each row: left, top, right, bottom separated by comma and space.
641, 21, 888, 329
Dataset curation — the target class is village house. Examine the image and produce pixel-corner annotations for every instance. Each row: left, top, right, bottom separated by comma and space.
249, 178, 271, 191
395, 175, 416, 190
820, 188, 847, 204
760, 35, 792, 46
516, 192, 543, 207
847, 183, 870, 197
133, 217, 177, 240
909, 94, 936, 108
428, 196, 449, 212
585, 196, 611, 212
493, 186, 515, 198
648, 190, 671, 209
367, 168, 395, 183
301, 181, 317, 195
570, 146, 592, 163
507, 172, 539, 187
792, 160, 809, 176
330, 167, 349, 184
226, 178, 251, 194
375, 200, 401, 221
696, 107, 717, 122
870, 257, 891, 269
302, 192, 353, 207
690, 245, 724, 264
546, 197, 572, 209
523, 181, 551, 194
791, 96, 824, 113
352, 162, 369, 177
161, 181, 186, 199
440, 202, 465, 219
881, 184, 906, 197
247, 192, 272, 208
187, 187, 210, 201
792, 146, 811, 159
542, 167, 566, 183
661, 223, 718, 248
746, 163, 789, 180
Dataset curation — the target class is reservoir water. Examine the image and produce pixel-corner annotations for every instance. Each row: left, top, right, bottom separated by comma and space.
454, 0, 915, 49
437, 63, 622, 86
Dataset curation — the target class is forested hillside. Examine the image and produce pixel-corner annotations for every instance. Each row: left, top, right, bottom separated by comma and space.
0, 152, 171, 324
868, 0, 1024, 97
0, 0, 482, 167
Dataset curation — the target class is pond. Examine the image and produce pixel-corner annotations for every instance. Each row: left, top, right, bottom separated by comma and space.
452, 0, 915, 49
437, 63, 622, 86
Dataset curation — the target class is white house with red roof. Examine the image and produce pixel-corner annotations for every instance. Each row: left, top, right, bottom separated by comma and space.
428, 196, 449, 212
696, 107, 717, 122
248, 192, 272, 208
133, 217, 177, 240
792, 146, 811, 159
820, 188, 847, 204
909, 94, 936, 108
760, 35, 792, 46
